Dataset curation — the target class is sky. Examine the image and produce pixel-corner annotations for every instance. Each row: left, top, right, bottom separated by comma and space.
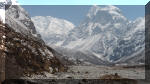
22, 5, 145, 25
17, 0, 149, 5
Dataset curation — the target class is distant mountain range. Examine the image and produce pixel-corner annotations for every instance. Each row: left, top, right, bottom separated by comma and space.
32, 5, 145, 65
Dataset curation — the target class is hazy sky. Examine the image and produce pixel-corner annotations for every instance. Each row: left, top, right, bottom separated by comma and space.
17, 0, 149, 5
22, 5, 145, 25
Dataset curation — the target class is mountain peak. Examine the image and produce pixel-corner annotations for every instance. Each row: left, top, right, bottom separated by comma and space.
105, 5, 120, 11
87, 5, 124, 20
86, 5, 100, 18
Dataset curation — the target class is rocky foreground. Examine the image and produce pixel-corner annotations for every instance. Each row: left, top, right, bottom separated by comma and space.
2, 65, 149, 84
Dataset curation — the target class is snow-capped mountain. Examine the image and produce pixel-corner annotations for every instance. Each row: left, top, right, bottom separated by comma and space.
31, 16, 75, 46
32, 5, 145, 64
61, 6, 130, 59
63, 5, 145, 62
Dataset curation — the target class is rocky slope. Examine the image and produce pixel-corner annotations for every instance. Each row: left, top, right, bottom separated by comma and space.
4, 23, 66, 79
0, 21, 6, 83
0, 0, 66, 81
53, 46, 110, 65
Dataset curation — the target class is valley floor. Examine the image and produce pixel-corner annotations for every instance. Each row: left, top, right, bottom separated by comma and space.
16, 65, 148, 84
56, 65, 145, 79
25, 65, 145, 79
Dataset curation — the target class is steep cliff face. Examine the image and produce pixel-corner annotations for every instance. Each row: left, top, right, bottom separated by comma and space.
6, 5, 38, 36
